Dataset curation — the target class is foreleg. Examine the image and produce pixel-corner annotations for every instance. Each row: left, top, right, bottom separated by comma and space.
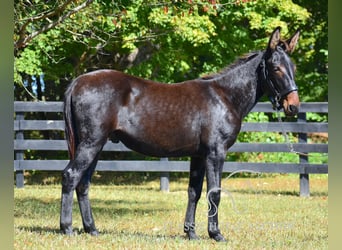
184, 157, 205, 240
206, 152, 226, 242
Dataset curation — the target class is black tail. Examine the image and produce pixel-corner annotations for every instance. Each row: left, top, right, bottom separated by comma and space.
63, 83, 76, 160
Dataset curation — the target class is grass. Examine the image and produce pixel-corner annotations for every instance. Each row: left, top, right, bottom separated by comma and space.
14, 174, 328, 250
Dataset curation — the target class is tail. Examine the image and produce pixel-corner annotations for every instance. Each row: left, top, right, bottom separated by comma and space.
63, 83, 76, 160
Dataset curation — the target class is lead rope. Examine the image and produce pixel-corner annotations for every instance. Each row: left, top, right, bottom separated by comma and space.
276, 109, 310, 157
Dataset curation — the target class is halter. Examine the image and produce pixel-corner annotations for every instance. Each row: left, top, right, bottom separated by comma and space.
258, 58, 298, 110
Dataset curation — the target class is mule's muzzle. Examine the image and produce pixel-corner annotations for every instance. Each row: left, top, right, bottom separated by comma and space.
283, 91, 300, 117
285, 104, 299, 117
288, 104, 298, 114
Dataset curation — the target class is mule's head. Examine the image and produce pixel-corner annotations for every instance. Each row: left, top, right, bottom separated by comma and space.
261, 27, 300, 117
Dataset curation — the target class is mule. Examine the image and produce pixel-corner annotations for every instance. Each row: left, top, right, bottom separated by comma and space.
60, 27, 300, 241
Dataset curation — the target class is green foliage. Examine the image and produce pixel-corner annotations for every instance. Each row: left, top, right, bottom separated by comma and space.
149, 6, 216, 46
14, 0, 327, 99
14, 48, 43, 84
306, 112, 328, 122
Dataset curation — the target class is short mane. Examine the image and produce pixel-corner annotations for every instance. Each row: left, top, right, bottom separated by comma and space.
200, 51, 262, 80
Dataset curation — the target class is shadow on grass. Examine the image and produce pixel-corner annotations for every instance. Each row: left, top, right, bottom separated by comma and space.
100, 229, 187, 240
16, 216, 188, 243
15, 196, 172, 219
16, 225, 198, 242
16, 225, 60, 234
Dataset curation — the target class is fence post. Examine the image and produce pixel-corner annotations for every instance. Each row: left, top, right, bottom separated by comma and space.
160, 158, 170, 192
15, 112, 25, 188
298, 112, 309, 197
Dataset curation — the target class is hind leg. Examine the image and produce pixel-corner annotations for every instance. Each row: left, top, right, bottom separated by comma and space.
60, 165, 75, 235
76, 153, 99, 235
60, 142, 103, 235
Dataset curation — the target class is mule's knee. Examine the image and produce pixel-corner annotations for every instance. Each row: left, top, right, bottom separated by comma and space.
208, 187, 221, 201
62, 167, 81, 193
188, 186, 202, 203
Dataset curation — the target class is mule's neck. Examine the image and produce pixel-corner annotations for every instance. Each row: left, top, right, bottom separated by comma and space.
208, 51, 265, 119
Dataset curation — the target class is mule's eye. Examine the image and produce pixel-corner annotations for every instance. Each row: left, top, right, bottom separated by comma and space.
277, 45, 284, 51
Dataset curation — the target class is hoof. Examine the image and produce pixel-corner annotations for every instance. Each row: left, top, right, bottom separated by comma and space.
60, 227, 74, 236
210, 233, 226, 242
89, 230, 99, 236
186, 231, 200, 240
85, 227, 99, 236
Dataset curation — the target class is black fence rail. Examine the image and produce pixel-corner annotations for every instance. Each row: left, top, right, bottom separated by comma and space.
14, 101, 328, 196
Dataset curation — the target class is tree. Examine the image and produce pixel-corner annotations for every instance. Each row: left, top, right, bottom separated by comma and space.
14, 0, 94, 50
292, 0, 328, 102
14, 0, 327, 103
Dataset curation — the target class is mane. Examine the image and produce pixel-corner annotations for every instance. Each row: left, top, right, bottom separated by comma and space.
200, 51, 262, 80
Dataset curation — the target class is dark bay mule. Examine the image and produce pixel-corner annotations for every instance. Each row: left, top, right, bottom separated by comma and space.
60, 27, 300, 241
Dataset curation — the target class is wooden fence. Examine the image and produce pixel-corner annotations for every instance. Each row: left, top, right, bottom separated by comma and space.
14, 101, 328, 196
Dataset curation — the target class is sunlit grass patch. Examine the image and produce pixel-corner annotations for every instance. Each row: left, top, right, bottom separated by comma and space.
15, 174, 327, 249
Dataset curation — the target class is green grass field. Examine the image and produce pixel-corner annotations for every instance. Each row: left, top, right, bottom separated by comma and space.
14, 174, 328, 250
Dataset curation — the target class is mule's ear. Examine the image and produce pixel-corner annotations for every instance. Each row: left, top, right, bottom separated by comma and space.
268, 26, 281, 51
286, 29, 300, 53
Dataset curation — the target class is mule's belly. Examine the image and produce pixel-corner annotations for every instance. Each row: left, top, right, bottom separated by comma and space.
119, 135, 199, 157
115, 119, 202, 157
